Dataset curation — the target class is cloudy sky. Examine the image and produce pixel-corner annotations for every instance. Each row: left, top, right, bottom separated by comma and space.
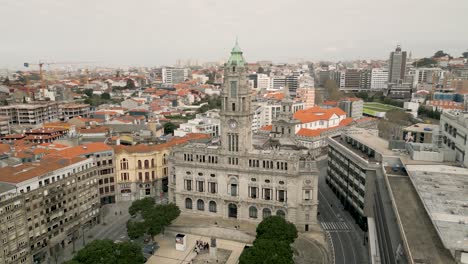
1, 0, 467, 69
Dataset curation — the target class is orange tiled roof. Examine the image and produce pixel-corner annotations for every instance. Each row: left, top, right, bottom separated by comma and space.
293, 107, 346, 124
44, 142, 113, 159
323, 100, 338, 106
260, 125, 272, 131
264, 92, 284, 101
78, 127, 109, 134
0, 157, 86, 184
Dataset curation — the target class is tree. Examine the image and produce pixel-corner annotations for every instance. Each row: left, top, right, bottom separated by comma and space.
256, 216, 298, 244
433, 50, 448, 58
239, 239, 293, 264
127, 201, 180, 240
315, 92, 323, 105
100, 92, 111, 100
126, 79, 136, 89
324, 79, 342, 101
239, 216, 297, 264
163, 122, 177, 135
413, 58, 436, 68
385, 109, 412, 126
84, 89, 93, 97
257, 67, 265, 74
65, 239, 145, 264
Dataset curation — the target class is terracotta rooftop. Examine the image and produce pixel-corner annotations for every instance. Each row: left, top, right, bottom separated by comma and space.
0, 157, 86, 184
293, 106, 346, 124
44, 142, 113, 159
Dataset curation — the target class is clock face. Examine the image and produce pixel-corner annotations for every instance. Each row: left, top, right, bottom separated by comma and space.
229, 119, 238, 129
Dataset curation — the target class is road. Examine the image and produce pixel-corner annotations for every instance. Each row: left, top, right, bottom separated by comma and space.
317, 159, 369, 264
58, 202, 132, 263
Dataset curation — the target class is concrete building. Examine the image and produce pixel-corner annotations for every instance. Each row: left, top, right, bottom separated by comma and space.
0, 157, 100, 263
59, 104, 91, 121
388, 45, 407, 84
169, 43, 320, 232
174, 110, 220, 137
440, 110, 468, 167
402, 123, 438, 144
256, 74, 271, 92
386, 82, 412, 99
370, 68, 388, 90
0, 102, 59, 125
338, 97, 363, 120
162, 67, 190, 85
339, 69, 371, 91
47, 143, 117, 205
0, 115, 10, 136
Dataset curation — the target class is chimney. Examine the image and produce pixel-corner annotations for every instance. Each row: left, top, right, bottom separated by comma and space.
116, 138, 120, 146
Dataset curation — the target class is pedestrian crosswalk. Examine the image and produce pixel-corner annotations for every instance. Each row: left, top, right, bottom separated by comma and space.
320, 221, 350, 231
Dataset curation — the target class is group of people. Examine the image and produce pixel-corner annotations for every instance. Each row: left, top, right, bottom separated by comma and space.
194, 240, 209, 254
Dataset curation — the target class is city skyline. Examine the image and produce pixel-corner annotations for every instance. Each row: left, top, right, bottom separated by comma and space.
1, 0, 468, 69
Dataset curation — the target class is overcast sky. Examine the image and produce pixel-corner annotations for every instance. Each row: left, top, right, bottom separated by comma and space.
1, 0, 467, 69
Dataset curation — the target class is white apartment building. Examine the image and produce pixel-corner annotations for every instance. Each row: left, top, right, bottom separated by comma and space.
371, 68, 389, 90
440, 111, 468, 167
257, 74, 271, 91
174, 110, 221, 137
162, 67, 190, 85
252, 100, 304, 132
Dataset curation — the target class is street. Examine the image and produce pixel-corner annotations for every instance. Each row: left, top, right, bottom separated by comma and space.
57, 202, 132, 263
317, 158, 369, 264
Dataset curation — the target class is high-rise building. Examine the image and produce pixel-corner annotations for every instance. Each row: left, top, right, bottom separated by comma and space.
370, 68, 389, 90
388, 45, 407, 84
162, 67, 190, 85
257, 74, 271, 91
169, 42, 320, 232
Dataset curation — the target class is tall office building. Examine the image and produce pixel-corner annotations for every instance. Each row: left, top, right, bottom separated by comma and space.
371, 68, 389, 90
388, 45, 407, 84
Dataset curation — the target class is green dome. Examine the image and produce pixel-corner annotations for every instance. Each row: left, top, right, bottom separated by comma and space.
227, 39, 246, 66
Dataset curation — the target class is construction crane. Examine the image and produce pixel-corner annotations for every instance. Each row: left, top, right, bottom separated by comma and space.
23, 61, 98, 98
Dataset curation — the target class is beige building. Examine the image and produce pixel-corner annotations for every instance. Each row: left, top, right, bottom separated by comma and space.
0, 157, 100, 263
114, 134, 209, 202
169, 43, 320, 232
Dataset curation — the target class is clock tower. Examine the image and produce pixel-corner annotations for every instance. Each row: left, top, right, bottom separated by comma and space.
220, 40, 252, 153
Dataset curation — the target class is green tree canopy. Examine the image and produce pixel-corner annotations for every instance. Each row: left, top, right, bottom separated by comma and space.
256, 216, 298, 244
100, 92, 111, 100
239, 239, 293, 264
127, 200, 180, 240
239, 216, 297, 264
433, 50, 449, 58
324, 79, 342, 101
413, 57, 437, 68
84, 89, 93, 97
65, 239, 145, 264
163, 122, 177, 135
126, 79, 136, 89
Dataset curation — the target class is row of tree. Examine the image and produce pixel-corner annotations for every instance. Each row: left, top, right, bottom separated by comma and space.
65, 239, 145, 264
413, 49, 468, 67
127, 198, 180, 240
239, 216, 298, 264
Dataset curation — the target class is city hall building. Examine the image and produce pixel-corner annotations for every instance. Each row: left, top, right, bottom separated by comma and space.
169, 42, 320, 231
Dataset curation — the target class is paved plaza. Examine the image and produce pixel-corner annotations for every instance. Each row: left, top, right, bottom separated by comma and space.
146, 233, 245, 264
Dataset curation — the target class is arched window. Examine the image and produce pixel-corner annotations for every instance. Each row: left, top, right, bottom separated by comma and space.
144, 160, 149, 169
120, 158, 128, 170
151, 158, 155, 168
209, 201, 217, 213
185, 198, 192, 209
145, 172, 149, 181
138, 160, 142, 169
163, 154, 167, 165
249, 206, 258, 219
277, 210, 286, 218
262, 208, 271, 219
197, 199, 205, 211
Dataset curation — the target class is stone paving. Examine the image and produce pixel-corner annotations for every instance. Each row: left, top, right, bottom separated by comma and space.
146, 233, 245, 264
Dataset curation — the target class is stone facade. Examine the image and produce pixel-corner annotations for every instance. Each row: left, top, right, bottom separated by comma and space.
169, 43, 320, 232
